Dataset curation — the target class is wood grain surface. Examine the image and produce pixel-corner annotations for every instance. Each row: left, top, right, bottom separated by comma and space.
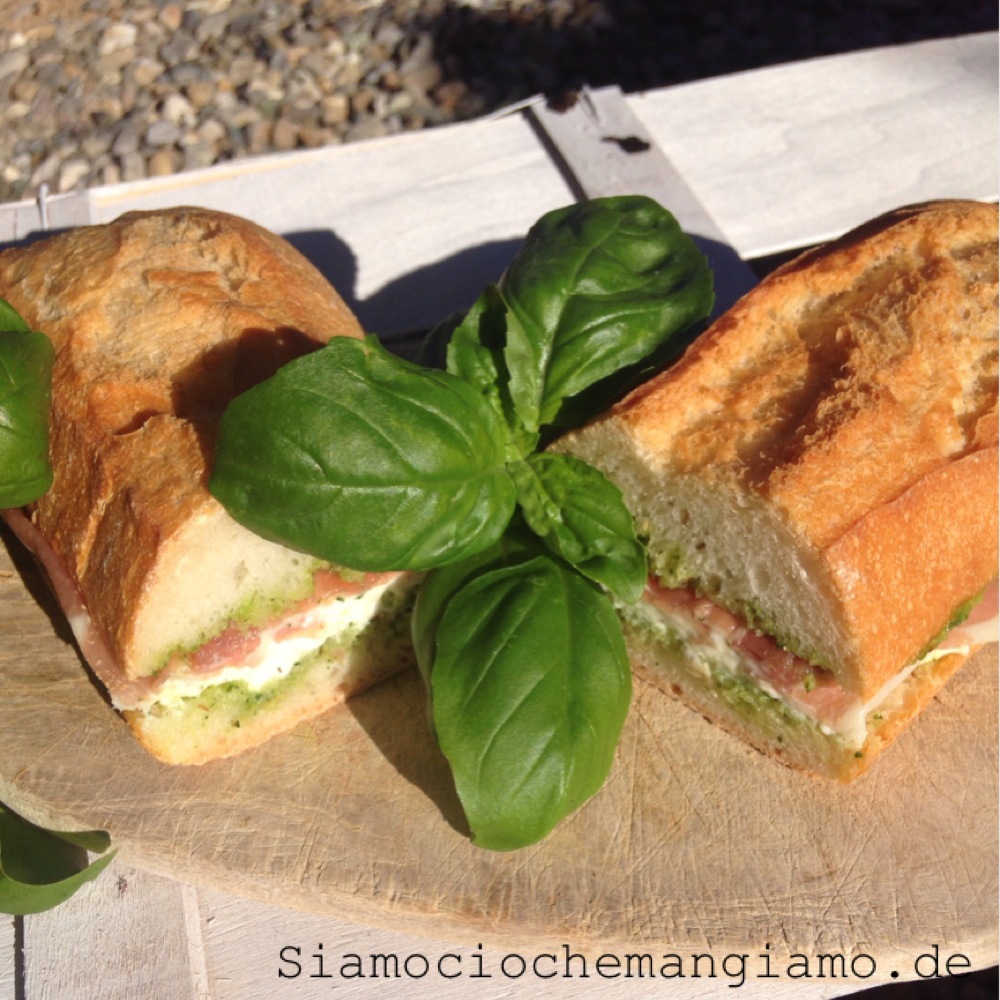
2, 521, 996, 969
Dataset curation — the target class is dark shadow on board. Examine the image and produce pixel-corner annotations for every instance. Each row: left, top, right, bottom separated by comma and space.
344, 668, 472, 840
283, 228, 525, 357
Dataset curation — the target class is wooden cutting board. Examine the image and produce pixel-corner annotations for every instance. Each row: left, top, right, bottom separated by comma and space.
1, 523, 997, 971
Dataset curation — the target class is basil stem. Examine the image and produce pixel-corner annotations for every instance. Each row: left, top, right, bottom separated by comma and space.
509, 452, 647, 604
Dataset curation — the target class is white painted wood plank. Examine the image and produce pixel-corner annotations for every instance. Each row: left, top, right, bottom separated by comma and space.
630, 33, 998, 257
81, 115, 575, 342
0, 189, 95, 244
0, 198, 42, 244
191, 887, 863, 1000
20, 865, 198, 1000
4, 35, 993, 326
528, 85, 757, 316
0, 915, 16, 1000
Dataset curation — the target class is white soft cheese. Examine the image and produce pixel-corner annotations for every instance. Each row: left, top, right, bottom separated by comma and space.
140, 576, 407, 712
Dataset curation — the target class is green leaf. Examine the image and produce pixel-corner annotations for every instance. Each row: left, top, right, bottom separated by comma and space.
414, 537, 631, 851
446, 286, 538, 459
210, 335, 518, 571
0, 299, 31, 334
411, 528, 538, 692
0, 299, 55, 508
0, 803, 115, 915
499, 195, 713, 435
509, 453, 647, 604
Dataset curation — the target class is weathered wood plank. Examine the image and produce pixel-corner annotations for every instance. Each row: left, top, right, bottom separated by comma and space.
18, 867, 197, 1000
4, 36, 993, 328
0, 915, 16, 1000
631, 33, 999, 257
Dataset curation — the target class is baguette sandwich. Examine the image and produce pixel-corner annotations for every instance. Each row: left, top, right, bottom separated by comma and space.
0, 207, 418, 765
554, 199, 998, 780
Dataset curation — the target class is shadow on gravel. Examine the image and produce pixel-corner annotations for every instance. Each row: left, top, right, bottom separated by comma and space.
409, 0, 996, 118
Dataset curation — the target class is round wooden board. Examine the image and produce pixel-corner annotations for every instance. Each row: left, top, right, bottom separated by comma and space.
2, 526, 997, 975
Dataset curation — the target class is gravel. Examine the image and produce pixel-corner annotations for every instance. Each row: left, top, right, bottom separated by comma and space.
0, 0, 994, 202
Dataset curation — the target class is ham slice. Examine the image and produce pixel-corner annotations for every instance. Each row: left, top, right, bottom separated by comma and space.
1, 506, 121, 692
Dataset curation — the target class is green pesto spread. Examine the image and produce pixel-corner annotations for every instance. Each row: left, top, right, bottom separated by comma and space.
916, 591, 980, 660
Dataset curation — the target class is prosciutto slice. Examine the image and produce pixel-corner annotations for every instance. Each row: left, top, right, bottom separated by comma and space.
1, 505, 403, 710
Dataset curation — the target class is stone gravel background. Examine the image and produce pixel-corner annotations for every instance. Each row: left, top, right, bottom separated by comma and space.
0, 3, 997, 997
0, 0, 995, 203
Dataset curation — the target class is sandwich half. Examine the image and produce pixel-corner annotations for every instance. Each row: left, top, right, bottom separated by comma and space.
555, 199, 998, 780
0, 207, 418, 765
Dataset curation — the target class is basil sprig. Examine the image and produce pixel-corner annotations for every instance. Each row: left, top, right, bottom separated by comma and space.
1, 298, 54, 509
211, 195, 713, 849
446, 195, 714, 446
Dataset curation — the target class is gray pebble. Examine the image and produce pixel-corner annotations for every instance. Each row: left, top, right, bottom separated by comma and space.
145, 119, 181, 146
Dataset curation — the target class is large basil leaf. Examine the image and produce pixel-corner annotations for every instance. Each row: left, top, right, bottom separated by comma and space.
1, 803, 115, 915
211, 335, 517, 571
0, 299, 54, 508
509, 453, 646, 604
498, 195, 713, 435
415, 538, 631, 851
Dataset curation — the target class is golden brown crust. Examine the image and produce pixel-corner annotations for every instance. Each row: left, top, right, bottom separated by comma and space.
827, 447, 998, 693
612, 200, 997, 537
581, 199, 998, 696
0, 207, 364, 678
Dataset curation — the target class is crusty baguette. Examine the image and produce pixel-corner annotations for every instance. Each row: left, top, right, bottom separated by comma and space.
555, 199, 998, 778
0, 207, 417, 764
558, 199, 998, 697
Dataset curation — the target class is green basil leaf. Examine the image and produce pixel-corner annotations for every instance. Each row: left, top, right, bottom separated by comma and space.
509, 453, 646, 604
445, 286, 504, 401
210, 335, 517, 571
0, 299, 31, 334
418, 542, 631, 851
411, 528, 538, 692
1, 300, 55, 509
500, 195, 713, 434
445, 285, 538, 458
0, 803, 115, 915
